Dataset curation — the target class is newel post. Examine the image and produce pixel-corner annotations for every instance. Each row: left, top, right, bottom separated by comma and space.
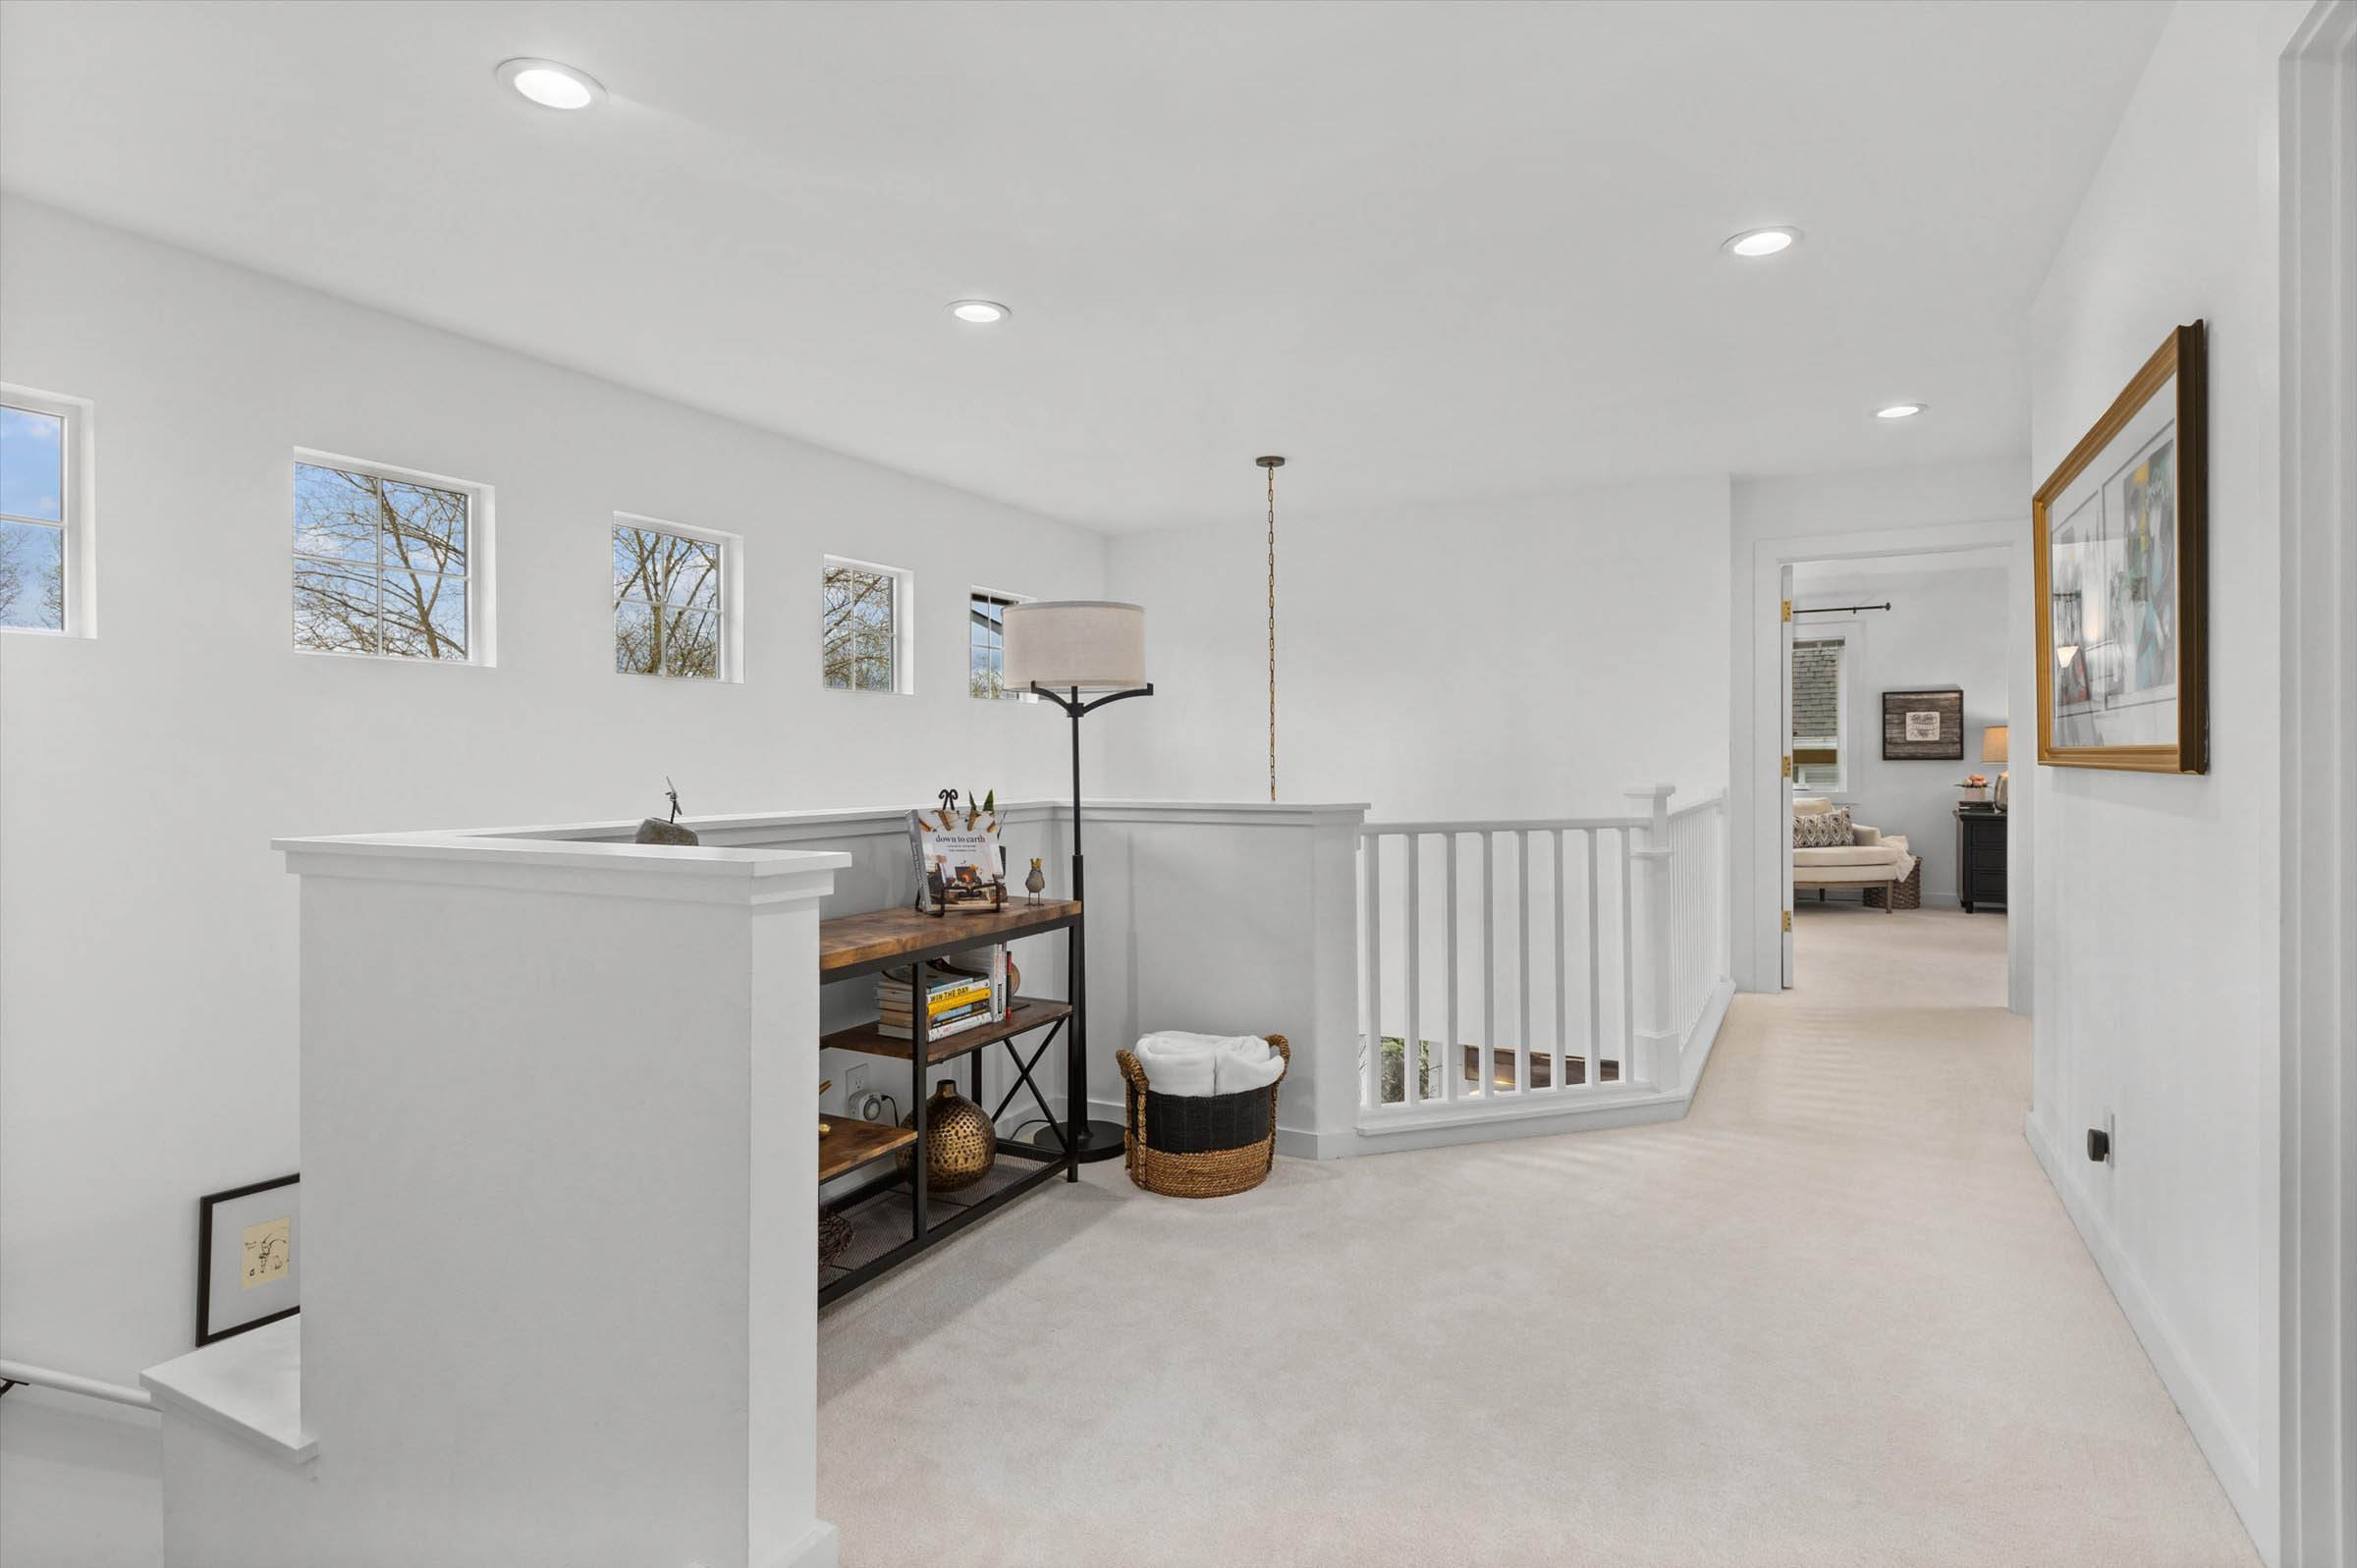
1625, 783, 1679, 1090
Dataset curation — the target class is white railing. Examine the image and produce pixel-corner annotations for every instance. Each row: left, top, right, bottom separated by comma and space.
0, 1357, 154, 1410
1356, 785, 1727, 1117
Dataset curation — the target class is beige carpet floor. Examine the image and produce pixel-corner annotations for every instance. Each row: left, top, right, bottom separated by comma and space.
815, 903, 2261, 1567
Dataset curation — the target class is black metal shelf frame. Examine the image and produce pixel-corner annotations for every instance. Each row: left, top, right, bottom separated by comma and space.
817, 912, 1083, 1308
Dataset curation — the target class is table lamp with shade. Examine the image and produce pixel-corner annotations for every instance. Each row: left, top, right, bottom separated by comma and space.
1983, 725, 2010, 810
1001, 601, 1153, 1163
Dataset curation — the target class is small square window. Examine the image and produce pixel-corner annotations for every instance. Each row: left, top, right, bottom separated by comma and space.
968, 589, 1029, 699
0, 387, 93, 636
293, 454, 486, 663
615, 517, 732, 680
822, 558, 911, 693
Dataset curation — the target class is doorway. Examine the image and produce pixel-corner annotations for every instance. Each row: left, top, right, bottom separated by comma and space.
1737, 518, 2033, 1009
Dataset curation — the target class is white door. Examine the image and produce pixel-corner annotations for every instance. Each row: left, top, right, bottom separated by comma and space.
1780, 565, 1796, 988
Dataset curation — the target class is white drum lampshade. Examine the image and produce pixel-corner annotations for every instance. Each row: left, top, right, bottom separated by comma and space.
1002, 601, 1147, 693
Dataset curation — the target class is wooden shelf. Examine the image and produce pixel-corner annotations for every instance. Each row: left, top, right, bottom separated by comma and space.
820, 996, 1072, 1065
818, 900, 1081, 979
818, 1118, 917, 1183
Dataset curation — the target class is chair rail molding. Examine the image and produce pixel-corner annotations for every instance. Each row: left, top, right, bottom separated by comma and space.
2280, 4, 2357, 1562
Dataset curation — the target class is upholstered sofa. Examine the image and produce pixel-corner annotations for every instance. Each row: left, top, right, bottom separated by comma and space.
1791, 796, 1917, 910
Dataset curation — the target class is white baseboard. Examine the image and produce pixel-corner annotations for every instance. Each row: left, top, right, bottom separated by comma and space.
760, 1519, 839, 1568
2023, 1113, 2275, 1567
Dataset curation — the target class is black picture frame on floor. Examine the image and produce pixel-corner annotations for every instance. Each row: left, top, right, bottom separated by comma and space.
195, 1172, 301, 1345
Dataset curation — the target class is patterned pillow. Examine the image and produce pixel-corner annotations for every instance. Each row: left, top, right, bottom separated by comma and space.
1793, 806, 1854, 848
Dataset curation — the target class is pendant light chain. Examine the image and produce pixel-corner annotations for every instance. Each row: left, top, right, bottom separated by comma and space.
1258, 456, 1285, 803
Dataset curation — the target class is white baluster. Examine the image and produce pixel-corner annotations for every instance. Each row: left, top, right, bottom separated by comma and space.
1363, 834, 1383, 1109
1402, 834, 1421, 1108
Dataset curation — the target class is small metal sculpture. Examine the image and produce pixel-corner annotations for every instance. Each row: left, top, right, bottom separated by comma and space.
1025, 858, 1047, 904
634, 776, 701, 845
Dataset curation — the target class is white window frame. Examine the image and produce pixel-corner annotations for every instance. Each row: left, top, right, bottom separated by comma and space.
821, 555, 914, 694
967, 585, 1034, 701
0, 383, 96, 638
1789, 616, 1861, 797
612, 512, 742, 683
292, 448, 497, 666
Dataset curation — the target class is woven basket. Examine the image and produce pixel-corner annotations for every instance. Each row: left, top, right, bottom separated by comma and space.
1115, 1035, 1288, 1199
1864, 861, 1924, 910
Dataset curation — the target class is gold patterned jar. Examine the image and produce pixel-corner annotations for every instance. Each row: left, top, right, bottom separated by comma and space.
897, 1079, 997, 1192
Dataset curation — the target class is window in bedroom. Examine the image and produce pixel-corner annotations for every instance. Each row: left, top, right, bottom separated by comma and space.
1790, 634, 1847, 790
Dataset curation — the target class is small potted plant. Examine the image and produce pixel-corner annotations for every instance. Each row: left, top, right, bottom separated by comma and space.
1956, 773, 1991, 805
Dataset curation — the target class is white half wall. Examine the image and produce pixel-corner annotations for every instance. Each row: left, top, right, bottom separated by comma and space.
0, 199, 1108, 1567
1788, 555, 2011, 906
1101, 476, 1734, 820
2025, 3, 2314, 1560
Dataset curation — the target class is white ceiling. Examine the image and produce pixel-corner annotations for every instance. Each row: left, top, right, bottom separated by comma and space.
0, 0, 2166, 533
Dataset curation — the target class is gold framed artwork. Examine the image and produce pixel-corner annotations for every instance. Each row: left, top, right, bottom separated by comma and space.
2031, 321, 2208, 773
196, 1171, 301, 1344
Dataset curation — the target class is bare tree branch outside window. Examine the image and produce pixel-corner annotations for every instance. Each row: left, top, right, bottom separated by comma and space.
822, 564, 898, 690
615, 523, 723, 678
293, 461, 469, 659
969, 591, 1020, 699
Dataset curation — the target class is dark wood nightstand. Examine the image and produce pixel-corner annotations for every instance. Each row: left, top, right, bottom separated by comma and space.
1956, 808, 2007, 912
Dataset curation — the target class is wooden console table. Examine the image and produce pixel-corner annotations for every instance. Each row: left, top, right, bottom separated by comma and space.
815, 899, 1083, 1305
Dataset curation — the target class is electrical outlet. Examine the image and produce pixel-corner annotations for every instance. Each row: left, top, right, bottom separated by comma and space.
843, 1063, 868, 1108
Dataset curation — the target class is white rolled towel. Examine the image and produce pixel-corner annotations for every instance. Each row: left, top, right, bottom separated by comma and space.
1134, 1031, 1282, 1096
1213, 1035, 1284, 1094
1133, 1032, 1218, 1097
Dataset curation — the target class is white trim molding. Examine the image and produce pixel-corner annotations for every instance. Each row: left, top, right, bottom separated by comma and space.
1735, 519, 2034, 1012
2027, 1115, 2267, 1539
2280, 5, 2357, 1563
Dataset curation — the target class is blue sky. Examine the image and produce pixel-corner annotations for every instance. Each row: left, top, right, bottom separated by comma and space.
0, 406, 64, 520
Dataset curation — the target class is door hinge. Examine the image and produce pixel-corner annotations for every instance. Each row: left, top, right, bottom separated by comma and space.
1781, 598, 1792, 622
1781, 753, 1792, 780
1782, 910, 1792, 933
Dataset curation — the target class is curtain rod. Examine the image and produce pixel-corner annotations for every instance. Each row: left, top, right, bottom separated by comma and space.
1793, 601, 1892, 616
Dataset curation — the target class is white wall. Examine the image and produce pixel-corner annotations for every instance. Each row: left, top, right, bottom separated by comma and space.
0, 199, 1107, 1565
1102, 476, 1734, 820
1788, 555, 2011, 905
1726, 456, 2032, 996
2023, 4, 2310, 1561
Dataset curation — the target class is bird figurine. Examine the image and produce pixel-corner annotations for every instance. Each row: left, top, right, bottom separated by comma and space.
1025, 858, 1047, 904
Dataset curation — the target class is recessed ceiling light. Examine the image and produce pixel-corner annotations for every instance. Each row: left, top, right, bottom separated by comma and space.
948, 299, 1012, 324
1875, 403, 1928, 420
1723, 226, 1801, 258
496, 58, 605, 111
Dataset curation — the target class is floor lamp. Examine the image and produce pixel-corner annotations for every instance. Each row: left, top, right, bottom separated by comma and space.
1002, 600, 1153, 1164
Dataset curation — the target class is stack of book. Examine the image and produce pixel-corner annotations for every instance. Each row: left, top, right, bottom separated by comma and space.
877, 947, 1008, 1041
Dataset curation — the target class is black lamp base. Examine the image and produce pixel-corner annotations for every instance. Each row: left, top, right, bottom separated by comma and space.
1031, 1117, 1127, 1164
